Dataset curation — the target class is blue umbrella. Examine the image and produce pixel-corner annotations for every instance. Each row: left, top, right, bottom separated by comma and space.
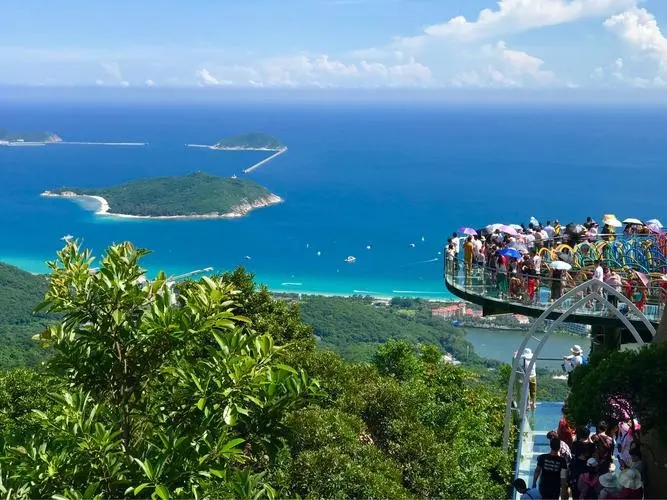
498, 248, 521, 259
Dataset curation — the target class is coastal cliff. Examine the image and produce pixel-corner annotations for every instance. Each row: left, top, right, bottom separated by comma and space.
0, 130, 62, 144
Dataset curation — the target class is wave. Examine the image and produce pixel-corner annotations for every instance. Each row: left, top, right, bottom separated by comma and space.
352, 290, 382, 294
392, 290, 443, 294
281, 282, 303, 286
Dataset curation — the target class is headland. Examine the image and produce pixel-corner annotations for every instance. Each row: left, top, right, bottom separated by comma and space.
41, 172, 283, 220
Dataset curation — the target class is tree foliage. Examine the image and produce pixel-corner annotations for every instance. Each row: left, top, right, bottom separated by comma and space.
0, 242, 513, 499
568, 342, 667, 440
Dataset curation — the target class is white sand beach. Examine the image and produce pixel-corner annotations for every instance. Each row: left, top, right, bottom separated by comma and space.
40, 190, 283, 220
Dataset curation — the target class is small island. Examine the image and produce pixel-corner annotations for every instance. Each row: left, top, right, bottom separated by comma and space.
41, 172, 283, 219
0, 129, 62, 146
213, 133, 284, 151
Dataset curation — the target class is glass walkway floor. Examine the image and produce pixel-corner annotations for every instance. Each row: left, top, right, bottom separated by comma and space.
514, 402, 564, 499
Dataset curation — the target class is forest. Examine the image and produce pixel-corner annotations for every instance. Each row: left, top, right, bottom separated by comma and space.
0, 244, 513, 498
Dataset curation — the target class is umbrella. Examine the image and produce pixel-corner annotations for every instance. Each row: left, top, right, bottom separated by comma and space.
648, 223, 662, 233
458, 227, 477, 236
509, 224, 523, 230
486, 223, 504, 232
499, 225, 519, 236
498, 248, 521, 259
623, 218, 643, 225
550, 261, 572, 271
647, 218, 663, 228
634, 270, 649, 287
606, 219, 623, 228
530, 216, 540, 227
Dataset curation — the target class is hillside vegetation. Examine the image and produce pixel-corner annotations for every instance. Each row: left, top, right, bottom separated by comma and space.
215, 132, 284, 149
0, 244, 513, 498
0, 263, 51, 368
52, 172, 277, 217
0, 129, 60, 142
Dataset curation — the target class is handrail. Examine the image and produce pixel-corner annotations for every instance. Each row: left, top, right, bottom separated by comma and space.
442, 256, 665, 324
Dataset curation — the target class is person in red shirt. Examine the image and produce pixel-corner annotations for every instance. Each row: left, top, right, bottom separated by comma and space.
557, 405, 575, 448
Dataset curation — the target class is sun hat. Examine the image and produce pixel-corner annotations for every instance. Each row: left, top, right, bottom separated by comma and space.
586, 457, 598, 467
523, 347, 533, 358
619, 468, 643, 490
598, 472, 619, 489
571, 345, 582, 355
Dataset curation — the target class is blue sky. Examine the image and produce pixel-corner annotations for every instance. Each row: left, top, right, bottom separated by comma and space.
1, 0, 667, 89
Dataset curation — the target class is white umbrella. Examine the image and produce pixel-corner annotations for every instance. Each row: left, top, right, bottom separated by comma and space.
604, 218, 623, 228
550, 261, 572, 271
509, 224, 523, 230
623, 218, 643, 225
486, 223, 504, 231
647, 218, 663, 228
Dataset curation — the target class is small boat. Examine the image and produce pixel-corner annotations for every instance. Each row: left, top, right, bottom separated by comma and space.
316, 251, 321, 256
344, 256, 356, 263
61, 234, 74, 241
421, 236, 425, 242
366, 245, 372, 250
244, 255, 252, 260
409, 243, 416, 248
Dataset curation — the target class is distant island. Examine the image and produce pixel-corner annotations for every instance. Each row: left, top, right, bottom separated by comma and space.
41, 172, 283, 219
0, 129, 62, 146
186, 132, 288, 174
213, 132, 284, 151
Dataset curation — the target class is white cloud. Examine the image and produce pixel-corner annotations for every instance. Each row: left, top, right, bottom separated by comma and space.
196, 68, 232, 86
200, 54, 433, 88
144, 79, 156, 87
394, 0, 634, 50
119, 80, 130, 88
604, 7, 667, 70
451, 41, 557, 87
94, 79, 104, 86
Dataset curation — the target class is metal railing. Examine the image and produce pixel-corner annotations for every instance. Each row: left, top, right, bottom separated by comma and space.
443, 256, 665, 324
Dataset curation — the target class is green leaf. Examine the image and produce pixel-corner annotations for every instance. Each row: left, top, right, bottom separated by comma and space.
221, 437, 245, 453
132, 483, 151, 495
154, 484, 170, 500
276, 364, 298, 374
196, 397, 207, 411
223, 405, 237, 426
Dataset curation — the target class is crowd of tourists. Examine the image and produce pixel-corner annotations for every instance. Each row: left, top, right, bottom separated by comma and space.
513, 405, 645, 500
445, 215, 665, 310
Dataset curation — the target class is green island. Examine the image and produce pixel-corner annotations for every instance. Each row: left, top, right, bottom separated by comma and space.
214, 132, 284, 150
0, 129, 62, 144
42, 171, 282, 218
0, 244, 664, 497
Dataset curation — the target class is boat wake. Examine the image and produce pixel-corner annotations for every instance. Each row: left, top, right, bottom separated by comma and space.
281, 282, 303, 286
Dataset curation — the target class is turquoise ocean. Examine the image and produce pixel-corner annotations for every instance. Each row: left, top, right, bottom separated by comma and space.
2, 101, 667, 298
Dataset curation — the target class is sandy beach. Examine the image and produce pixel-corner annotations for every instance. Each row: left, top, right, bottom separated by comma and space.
40, 190, 283, 220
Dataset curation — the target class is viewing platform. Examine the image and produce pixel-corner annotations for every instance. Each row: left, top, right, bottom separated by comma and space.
443, 222, 667, 343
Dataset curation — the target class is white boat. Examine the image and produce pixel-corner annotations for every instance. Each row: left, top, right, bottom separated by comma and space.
344, 256, 356, 263
244, 255, 252, 260
61, 234, 74, 241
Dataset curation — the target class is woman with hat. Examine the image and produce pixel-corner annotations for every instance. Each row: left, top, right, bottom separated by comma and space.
519, 347, 537, 411
563, 345, 585, 386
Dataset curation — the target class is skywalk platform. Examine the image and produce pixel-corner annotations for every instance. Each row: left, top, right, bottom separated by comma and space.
444, 261, 661, 343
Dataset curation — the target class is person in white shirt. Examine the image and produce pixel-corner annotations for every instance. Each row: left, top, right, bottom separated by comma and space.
544, 221, 555, 241
563, 344, 584, 386
519, 348, 537, 410
532, 252, 542, 275
450, 232, 460, 257
590, 260, 604, 310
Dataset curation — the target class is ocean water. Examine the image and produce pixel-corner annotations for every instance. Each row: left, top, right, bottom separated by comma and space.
2, 101, 667, 298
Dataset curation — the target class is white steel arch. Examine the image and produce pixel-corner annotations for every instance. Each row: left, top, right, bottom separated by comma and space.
502, 279, 656, 452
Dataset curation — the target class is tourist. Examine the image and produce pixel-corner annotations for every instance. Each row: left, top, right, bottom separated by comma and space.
450, 232, 460, 258
551, 267, 564, 301
562, 345, 585, 386
463, 236, 474, 277
533, 437, 568, 500
597, 468, 620, 499
548, 430, 572, 464
519, 347, 537, 411
446, 244, 455, 273
569, 426, 595, 499
592, 421, 614, 475
616, 418, 640, 470
513, 478, 542, 500
625, 442, 646, 488
544, 220, 555, 247
604, 267, 622, 310
556, 405, 576, 449
553, 220, 562, 243
496, 252, 509, 298
614, 467, 644, 499
577, 457, 600, 500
